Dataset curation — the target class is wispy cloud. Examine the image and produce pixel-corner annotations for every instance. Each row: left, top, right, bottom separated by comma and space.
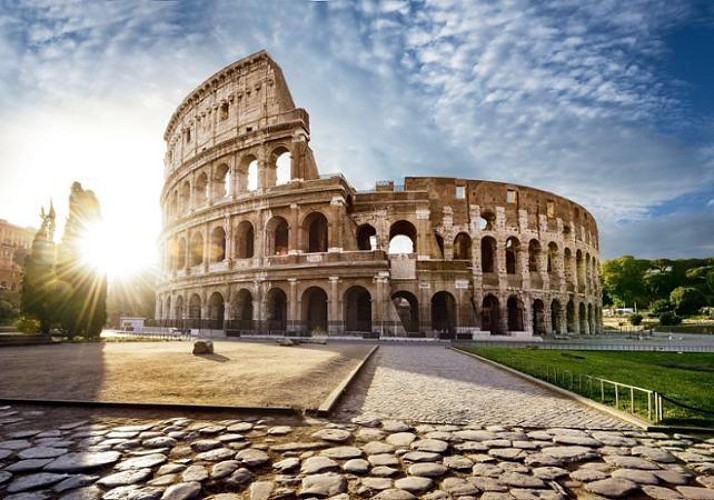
0, 0, 712, 259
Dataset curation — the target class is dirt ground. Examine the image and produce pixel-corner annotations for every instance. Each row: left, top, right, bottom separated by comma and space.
0, 341, 373, 410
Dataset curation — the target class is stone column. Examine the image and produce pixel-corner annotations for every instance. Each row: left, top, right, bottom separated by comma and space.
329, 276, 340, 335
290, 203, 300, 254
419, 283, 432, 337
329, 197, 344, 252
203, 225, 210, 273
416, 208, 430, 260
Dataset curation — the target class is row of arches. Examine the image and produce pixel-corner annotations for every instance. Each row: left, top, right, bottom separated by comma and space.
157, 286, 600, 336
167, 212, 329, 270
166, 148, 292, 220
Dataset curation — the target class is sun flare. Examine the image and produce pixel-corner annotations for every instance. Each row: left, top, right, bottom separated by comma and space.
79, 222, 153, 278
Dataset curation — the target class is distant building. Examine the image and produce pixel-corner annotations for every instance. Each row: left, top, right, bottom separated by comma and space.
0, 219, 36, 294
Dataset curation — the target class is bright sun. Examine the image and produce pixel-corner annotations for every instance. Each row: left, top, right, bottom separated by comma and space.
79, 222, 153, 278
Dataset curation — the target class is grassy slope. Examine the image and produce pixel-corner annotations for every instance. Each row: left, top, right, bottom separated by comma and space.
460, 347, 714, 423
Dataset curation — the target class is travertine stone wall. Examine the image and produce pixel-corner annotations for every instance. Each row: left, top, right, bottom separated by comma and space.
157, 51, 602, 338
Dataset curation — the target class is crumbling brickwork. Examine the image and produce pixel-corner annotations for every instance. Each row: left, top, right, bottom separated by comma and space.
157, 51, 601, 338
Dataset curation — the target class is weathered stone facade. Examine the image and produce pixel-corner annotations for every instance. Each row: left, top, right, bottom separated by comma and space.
156, 50, 602, 338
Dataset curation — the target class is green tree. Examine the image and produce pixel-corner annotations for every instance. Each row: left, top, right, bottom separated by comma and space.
20, 205, 58, 334
669, 286, 707, 316
56, 182, 107, 339
601, 256, 649, 308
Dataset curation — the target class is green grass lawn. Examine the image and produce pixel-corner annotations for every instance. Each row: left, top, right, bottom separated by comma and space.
458, 346, 714, 427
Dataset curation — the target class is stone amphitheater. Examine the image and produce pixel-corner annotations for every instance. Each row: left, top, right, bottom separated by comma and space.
156, 50, 602, 339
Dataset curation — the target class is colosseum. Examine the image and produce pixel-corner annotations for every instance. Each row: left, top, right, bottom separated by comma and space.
156, 50, 602, 339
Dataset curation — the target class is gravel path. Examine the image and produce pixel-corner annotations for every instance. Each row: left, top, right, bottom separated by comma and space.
335, 345, 630, 429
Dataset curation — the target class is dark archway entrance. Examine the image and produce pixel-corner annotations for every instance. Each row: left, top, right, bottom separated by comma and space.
481, 295, 500, 334
532, 299, 545, 335
266, 288, 287, 332
431, 291, 456, 338
391, 291, 419, 336
344, 286, 371, 332
302, 287, 328, 334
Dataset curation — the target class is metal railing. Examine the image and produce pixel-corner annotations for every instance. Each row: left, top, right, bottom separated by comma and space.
542, 366, 663, 423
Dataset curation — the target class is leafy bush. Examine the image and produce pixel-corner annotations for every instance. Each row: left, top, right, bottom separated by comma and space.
628, 313, 643, 326
670, 287, 707, 316
650, 299, 674, 315
14, 316, 41, 333
658, 311, 682, 326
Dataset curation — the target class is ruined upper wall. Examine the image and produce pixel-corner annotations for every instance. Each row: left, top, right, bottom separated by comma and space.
163, 50, 309, 174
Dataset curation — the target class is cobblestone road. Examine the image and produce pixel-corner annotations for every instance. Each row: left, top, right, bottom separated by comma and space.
335, 345, 630, 429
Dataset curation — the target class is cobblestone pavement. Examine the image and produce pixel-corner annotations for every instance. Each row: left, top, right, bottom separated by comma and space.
335, 345, 631, 429
1, 404, 713, 499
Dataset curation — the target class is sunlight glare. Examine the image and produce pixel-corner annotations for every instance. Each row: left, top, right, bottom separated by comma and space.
79, 221, 154, 278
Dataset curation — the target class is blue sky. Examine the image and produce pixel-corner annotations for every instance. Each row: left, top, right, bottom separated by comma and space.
0, 0, 712, 265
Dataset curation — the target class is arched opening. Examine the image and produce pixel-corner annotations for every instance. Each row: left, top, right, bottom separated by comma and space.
564, 248, 575, 291
532, 299, 546, 335
169, 191, 178, 219
190, 232, 204, 267
210, 227, 226, 263
505, 237, 520, 274
265, 288, 287, 331
507, 296, 524, 331
357, 224, 377, 251
177, 237, 187, 269
303, 212, 328, 253
481, 295, 500, 334
188, 293, 201, 328
388, 220, 417, 254
579, 302, 588, 334
179, 181, 191, 212
208, 292, 225, 330
213, 163, 230, 199
235, 221, 254, 259
434, 232, 445, 259
528, 239, 541, 272
481, 236, 497, 273
551, 299, 562, 334
247, 159, 258, 192
547, 242, 558, 275
266, 217, 289, 256
453, 232, 472, 260
391, 291, 419, 335
233, 289, 253, 330
273, 149, 291, 186
344, 286, 371, 332
431, 291, 456, 338
302, 287, 328, 334
566, 299, 576, 333
588, 303, 595, 334
479, 210, 495, 230
175, 295, 184, 322
195, 172, 208, 205
576, 250, 585, 292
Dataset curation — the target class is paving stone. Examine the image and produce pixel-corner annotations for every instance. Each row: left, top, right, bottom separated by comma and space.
552, 435, 603, 447
473, 462, 503, 477
656, 470, 692, 485
272, 457, 300, 473
454, 430, 497, 441
454, 441, 489, 452
641, 485, 684, 500
604, 455, 661, 470
301, 456, 340, 474
387, 432, 417, 447
382, 421, 412, 432
161, 481, 202, 500
226, 422, 253, 433
194, 448, 235, 462
489, 448, 528, 461
236, 448, 270, 467
371, 488, 417, 500
5, 458, 54, 472
612, 468, 660, 485
1, 470, 14, 484
18, 447, 68, 460
148, 473, 179, 486
394, 475, 433, 493
524, 453, 564, 467
248, 480, 274, 500
7, 472, 70, 493
299, 472, 347, 497
267, 426, 292, 436
311, 428, 351, 443
0, 448, 13, 459
0, 440, 32, 450
441, 476, 479, 495
585, 478, 640, 498
632, 446, 677, 463
215, 433, 244, 443
320, 446, 362, 459
115, 453, 167, 471
363, 441, 395, 455
407, 462, 448, 477
411, 439, 449, 453
361, 477, 393, 491
403, 450, 442, 462
270, 441, 325, 452
443, 454, 474, 470
541, 446, 600, 463
44, 451, 122, 472
532, 466, 569, 480
498, 472, 546, 489
675, 487, 714, 500
97, 468, 153, 487
368, 453, 401, 467
570, 469, 608, 482
226, 468, 252, 487
356, 428, 386, 442
696, 476, 714, 489
181, 464, 208, 482
157, 463, 186, 476
58, 484, 104, 500
499, 462, 530, 474
343, 458, 370, 474
143, 437, 177, 449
